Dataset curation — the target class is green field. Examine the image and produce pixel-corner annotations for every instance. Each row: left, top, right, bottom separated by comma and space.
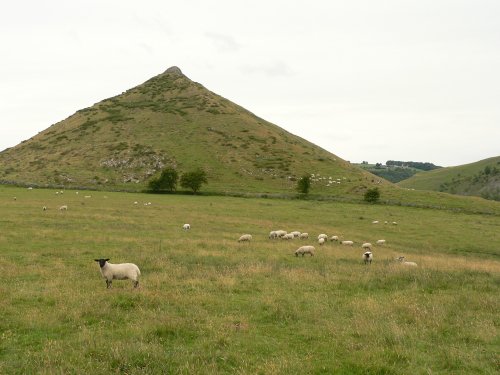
0, 186, 499, 374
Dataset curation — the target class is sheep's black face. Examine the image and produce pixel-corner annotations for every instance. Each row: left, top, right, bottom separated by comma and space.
94, 258, 110, 268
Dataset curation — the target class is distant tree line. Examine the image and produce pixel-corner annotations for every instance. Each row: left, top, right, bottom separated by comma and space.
386, 160, 441, 171
148, 167, 208, 194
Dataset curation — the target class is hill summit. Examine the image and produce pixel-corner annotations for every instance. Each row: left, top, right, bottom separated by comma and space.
0, 67, 381, 194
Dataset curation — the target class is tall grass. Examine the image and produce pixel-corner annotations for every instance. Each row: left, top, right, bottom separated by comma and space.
0, 186, 498, 374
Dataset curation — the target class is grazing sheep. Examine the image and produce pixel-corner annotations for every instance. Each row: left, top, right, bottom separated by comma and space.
330, 235, 339, 242
238, 234, 252, 242
376, 239, 386, 245
282, 233, 294, 240
299, 232, 309, 239
318, 237, 325, 246
290, 231, 301, 238
94, 258, 141, 288
318, 234, 328, 241
392, 221, 398, 225
269, 231, 279, 239
363, 251, 373, 264
276, 230, 287, 238
396, 256, 417, 267
372, 220, 379, 224
59, 205, 68, 211
295, 245, 315, 257
341, 240, 354, 246
42, 206, 47, 211
362, 242, 372, 251
182, 224, 191, 230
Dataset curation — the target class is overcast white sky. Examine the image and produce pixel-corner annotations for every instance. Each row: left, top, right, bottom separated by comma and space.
1, 0, 499, 167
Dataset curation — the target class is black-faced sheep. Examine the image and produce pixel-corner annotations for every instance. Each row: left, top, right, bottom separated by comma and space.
94, 258, 141, 288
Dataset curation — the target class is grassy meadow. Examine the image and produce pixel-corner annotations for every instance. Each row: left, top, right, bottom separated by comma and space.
0, 186, 499, 374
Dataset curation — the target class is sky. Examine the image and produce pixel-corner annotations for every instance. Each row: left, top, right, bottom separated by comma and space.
1, 0, 499, 167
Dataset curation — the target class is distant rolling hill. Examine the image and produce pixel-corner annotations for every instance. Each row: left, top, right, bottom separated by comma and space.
398, 156, 500, 201
0, 66, 384, 196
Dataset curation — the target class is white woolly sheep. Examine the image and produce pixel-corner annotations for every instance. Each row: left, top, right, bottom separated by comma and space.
290, 231, 301, 238
330, 235, 339, 242
318, 237, 325, 246
182, 224, 191, 230
363, 251, 373, 264
396, 256, 417, 267
372, 220, 379, 224
318, 234, 328, 240
295, 245, 315, 257
282, 233, 294, 240
42, 206, 47, 211
269, 231, 279, 239
362, 242, 372, 251
94, 258, 141, 288
238, 234, 252, 242
376, 239, 386, 245
59, 205, 68, 211
275, 230, 287, 238
299, 232, 309, 239
392, 221, 398, 225
341, 240, 354, 246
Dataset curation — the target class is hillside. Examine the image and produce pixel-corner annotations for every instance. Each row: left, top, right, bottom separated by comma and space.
0, 67, 382, 196
398, 156, 500, 201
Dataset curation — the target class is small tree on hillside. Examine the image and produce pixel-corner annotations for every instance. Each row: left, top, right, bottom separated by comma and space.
297, 175, 311, 195
180, 168, 208, 194
148, 167, 178, 193
364, 187, 380, 203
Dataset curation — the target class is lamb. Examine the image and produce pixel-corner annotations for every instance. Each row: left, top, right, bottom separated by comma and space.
318, 237, 325, 246
363, 251, 373, 264
362, 242, 372, 251
299, 232, 309, 239
330, 235, 339, 242
396, 256, 417, 267
340, 240, 354, 246
282, 233, 294, 240
238, 234, 252, 242
290, 231, 301, 238
182, 224, 191, 230
295, 245, 315, 257
376, 239, 386, 245
94, 258, 141, 288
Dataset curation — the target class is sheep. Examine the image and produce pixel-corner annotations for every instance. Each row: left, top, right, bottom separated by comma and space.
330, 235, 339, 242
340, 240, 354, 246
363, 251, 373, 264
275, 230, 287, 238
94, 258, 141, 288
372, 220, 379, 224
299, 232, 309, 239
182, 224, 191, 230
282, 233, 294, 240
392, 221, 398, 225
396, 256, 417, 267
269, 231, 278, 239
42, 206, 47, 211
295, 245, 315, 257
238, 234, 252, 242
59, 205, 68, 211
376, 239, 386, 245
290, 231, 301, 238
318, 234, 328, 241
362, 242, 372, 251
318, 237, 325, 246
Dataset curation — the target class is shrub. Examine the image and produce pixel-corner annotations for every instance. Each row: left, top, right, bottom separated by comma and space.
364, 187, 380, 203
180, 168, 208, 194
297, 175, 311, 195
148, 167, 178, 192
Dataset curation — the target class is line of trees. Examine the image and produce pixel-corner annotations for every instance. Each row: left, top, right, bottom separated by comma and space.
148, 167, 208, 193
386, 160, 441, 171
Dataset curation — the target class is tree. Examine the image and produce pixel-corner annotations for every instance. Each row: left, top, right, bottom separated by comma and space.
180, 168, 208, 193
148, 167, 178, 192
364, 187, 380, 203
297, 175, 311, 195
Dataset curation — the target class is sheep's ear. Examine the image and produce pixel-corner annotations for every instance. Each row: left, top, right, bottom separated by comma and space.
105, 258, 110, 262
94, 259, 100, 262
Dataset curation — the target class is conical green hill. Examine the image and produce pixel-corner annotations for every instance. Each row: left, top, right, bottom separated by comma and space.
0, 67, 384, 195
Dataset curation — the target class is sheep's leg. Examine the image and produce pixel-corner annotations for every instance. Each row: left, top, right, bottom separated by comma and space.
106, 280, 112, 288
133, 280, 139, 288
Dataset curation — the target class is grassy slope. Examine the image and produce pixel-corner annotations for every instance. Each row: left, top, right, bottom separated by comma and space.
0, 68, 379, 196
398, 156, 500, 200
0, 186, 498, 374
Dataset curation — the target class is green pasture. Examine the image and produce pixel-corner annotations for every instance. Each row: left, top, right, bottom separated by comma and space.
0, 186, 498, 374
